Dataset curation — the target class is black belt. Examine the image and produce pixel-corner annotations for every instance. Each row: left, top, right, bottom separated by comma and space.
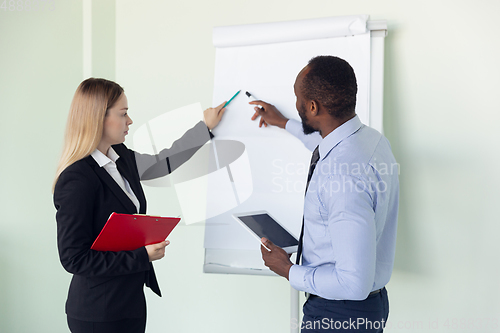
308, 288, 382, 300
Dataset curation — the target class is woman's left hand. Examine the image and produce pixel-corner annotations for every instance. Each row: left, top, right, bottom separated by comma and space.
203, 101, 226, 130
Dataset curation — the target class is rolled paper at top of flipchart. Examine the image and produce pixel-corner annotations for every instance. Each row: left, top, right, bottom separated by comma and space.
212, 15, 368, 48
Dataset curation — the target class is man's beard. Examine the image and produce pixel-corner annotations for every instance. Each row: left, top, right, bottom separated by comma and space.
298, 103, 317, 135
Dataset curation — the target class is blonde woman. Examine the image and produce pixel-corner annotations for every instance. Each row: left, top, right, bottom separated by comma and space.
53, 78, 225, 333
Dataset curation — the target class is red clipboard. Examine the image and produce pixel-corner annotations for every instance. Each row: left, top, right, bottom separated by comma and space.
90, 213, 181, 251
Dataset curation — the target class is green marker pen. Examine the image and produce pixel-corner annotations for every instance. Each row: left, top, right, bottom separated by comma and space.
222, 90, 241, 108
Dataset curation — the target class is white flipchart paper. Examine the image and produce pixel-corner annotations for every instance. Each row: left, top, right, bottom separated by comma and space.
205, 16, 371, 250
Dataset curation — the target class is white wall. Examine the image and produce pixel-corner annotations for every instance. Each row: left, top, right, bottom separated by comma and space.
1, 0, 499, 332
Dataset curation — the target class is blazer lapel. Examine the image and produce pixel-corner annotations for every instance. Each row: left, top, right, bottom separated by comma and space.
86, 157, 138, 214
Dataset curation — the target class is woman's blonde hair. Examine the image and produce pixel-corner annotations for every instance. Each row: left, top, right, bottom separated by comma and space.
53, 78, 124, 191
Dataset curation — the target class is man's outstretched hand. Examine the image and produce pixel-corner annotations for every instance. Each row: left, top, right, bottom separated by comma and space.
249, 100, 289, 129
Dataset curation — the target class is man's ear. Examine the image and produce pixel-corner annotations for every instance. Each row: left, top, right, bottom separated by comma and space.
310, 100, 318, 116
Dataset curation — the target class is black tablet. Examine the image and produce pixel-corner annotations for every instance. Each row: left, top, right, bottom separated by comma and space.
233, 211, 298, 254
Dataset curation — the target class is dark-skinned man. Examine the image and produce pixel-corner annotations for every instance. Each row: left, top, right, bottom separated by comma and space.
249, 56, 399, 333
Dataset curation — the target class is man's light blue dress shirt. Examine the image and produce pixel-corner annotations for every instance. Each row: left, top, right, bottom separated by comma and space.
286, 116, 399, 301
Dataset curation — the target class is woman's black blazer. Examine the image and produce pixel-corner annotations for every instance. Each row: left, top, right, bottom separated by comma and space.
54, 121, 212, 322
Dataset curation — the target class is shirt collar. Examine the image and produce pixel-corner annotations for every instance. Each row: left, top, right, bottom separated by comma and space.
318, 115, 363, 160
90, 146, 120, 167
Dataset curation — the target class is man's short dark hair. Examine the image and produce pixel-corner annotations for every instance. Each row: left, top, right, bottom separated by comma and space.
302, 56, 357, 119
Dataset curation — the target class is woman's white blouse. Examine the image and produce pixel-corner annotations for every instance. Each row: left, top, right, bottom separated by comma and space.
91, 147, 140, 213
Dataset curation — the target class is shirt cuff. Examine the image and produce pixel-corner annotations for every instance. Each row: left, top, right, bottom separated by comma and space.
289, 264, 312, 292
285, 119, 303, 137
201, 121, 215, 139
